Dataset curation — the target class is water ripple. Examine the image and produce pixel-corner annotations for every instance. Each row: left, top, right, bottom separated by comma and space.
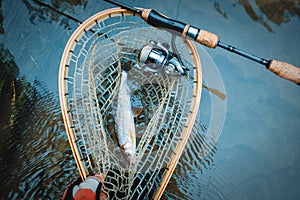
0, 78, 77, 199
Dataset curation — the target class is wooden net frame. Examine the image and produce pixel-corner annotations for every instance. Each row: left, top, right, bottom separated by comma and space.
59, 8, 202, 199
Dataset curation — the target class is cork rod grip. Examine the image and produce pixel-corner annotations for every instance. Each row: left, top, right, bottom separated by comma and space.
196, 30, 219, 48
268, 60, 300, 85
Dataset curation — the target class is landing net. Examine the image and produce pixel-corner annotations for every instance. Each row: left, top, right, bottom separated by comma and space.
59, 8, 202, 199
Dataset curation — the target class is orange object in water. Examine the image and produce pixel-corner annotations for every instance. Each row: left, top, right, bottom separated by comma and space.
74, 189, 96, 200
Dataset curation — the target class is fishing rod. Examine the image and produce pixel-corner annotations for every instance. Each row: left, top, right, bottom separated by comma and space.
103, 0, 300, 85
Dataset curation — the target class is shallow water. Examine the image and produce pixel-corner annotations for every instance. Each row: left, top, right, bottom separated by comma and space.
0, 0, 300, 199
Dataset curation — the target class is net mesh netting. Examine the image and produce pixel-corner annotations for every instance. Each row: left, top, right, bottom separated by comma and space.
61, 11, 201, 199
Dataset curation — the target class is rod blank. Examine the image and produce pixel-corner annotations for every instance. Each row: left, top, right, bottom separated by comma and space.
217, 41, 270, 66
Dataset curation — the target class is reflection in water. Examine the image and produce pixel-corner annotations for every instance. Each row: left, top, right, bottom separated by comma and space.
0, 44, 19, 128
23, 0, 88, 29
213, 0, 300, 32
203, 84, 226, 101
0, 0, 4, 34
164, 120, 217, 199
0, 44, 76, 199
238, 0, 300, 32
214, 2, 228, 19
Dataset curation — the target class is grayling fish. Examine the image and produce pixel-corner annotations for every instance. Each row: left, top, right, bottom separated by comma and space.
116, 70, 136, 160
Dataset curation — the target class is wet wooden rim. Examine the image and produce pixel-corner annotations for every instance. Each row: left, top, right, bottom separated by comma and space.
58, 7, 202, 199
